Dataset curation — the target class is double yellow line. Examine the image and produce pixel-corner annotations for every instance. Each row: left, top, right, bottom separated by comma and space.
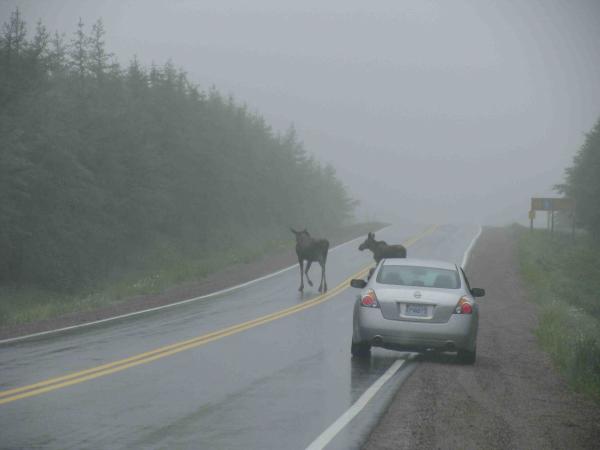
0, 224, 437, 405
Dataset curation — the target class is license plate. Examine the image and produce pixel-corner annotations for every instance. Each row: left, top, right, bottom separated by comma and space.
405, 304, 428, 317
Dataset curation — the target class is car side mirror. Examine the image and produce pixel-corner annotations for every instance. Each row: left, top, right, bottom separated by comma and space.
471, 288, 485, 297
350, 279, 367, 289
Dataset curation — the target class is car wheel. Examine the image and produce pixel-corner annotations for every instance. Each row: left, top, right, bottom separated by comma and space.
457, 347, 476, 364
351, 341, 371, 358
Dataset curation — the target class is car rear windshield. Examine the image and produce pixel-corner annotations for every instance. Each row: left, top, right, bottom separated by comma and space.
376, 265, 460, 289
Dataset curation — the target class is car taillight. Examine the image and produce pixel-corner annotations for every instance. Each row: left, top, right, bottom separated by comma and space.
360, 289, 380, 308
454, 296, 473, 314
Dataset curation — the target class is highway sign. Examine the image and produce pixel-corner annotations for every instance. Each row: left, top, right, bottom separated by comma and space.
531, 197, 575, 211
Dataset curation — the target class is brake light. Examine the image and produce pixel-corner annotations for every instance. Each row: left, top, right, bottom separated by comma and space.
360, 289, 380, 308
454, 296, 473, 314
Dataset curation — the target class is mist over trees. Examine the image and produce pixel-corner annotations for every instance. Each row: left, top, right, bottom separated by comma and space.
557, 117, 600, 239
0, 9, 356, 292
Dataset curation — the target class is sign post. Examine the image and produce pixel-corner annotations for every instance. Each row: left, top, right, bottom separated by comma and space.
528, 210, 536, 231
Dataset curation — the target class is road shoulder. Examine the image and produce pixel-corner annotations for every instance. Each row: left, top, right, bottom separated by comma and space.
362, 227, 600, 450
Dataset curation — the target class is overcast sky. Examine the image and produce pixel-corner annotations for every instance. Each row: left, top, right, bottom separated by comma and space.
3, 0, 600, 225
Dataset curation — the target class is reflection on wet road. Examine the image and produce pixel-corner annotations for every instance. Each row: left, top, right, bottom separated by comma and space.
0, 224, 479, 449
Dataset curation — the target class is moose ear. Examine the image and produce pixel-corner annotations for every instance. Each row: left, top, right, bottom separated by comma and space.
368, 232, 374, 238
290, 228, 298, 234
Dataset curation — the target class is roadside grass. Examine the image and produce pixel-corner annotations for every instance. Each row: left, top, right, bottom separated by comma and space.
0, 222, 385, 328
516, 226, 600, 400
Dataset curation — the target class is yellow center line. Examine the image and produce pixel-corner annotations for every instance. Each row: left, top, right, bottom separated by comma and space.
0, 224, 438, 405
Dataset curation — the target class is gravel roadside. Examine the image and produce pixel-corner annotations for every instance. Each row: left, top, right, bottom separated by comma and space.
362, 227, 600, 450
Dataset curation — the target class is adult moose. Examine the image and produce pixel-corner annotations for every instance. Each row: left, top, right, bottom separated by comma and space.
358, 232, 407, 263
290, 228, 329, 293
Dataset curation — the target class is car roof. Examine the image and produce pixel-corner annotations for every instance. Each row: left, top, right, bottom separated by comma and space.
380, 258, 458, 271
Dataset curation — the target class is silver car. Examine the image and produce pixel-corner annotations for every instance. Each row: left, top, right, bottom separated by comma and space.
350, 258, 485, 363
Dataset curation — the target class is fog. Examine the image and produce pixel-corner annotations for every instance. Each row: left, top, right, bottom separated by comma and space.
4, 0, 600, 226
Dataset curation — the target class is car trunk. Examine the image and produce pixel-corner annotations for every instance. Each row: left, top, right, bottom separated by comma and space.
375, 287, 459, 323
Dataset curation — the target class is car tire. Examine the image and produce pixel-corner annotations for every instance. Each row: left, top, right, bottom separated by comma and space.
457, 347, 476, 364
351, 341, 371, 358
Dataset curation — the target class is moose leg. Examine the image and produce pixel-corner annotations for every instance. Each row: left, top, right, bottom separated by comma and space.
298, 258, 304, 291
318, 259, 328, 293
304, 260, 314, 287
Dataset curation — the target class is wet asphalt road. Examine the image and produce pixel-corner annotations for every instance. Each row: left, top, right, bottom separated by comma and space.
0, 224, 479, 450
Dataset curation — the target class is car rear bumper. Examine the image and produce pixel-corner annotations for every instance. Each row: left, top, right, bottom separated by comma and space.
355, 307, 478, 351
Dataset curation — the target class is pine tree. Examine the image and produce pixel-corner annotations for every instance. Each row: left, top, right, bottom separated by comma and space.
89, 19, 111, 80
0, 7, 27, 68
69, 17, 89, 82
48, 31, 67, 76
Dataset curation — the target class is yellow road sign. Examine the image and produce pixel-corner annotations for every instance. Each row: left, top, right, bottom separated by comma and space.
531, 197, 575, 211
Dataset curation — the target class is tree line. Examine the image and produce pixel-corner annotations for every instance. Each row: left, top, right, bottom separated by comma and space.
557, 117, 600, 240
0, 9, 356, 292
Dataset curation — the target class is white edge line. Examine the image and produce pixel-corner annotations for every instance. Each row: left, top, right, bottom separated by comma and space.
0, 226, 392, 345
305, 359, 405, 450
461, 225, 483, 269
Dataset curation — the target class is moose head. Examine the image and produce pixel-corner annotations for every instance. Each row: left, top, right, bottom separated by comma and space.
290, 227, 311, 245
358, 232, 376, 251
